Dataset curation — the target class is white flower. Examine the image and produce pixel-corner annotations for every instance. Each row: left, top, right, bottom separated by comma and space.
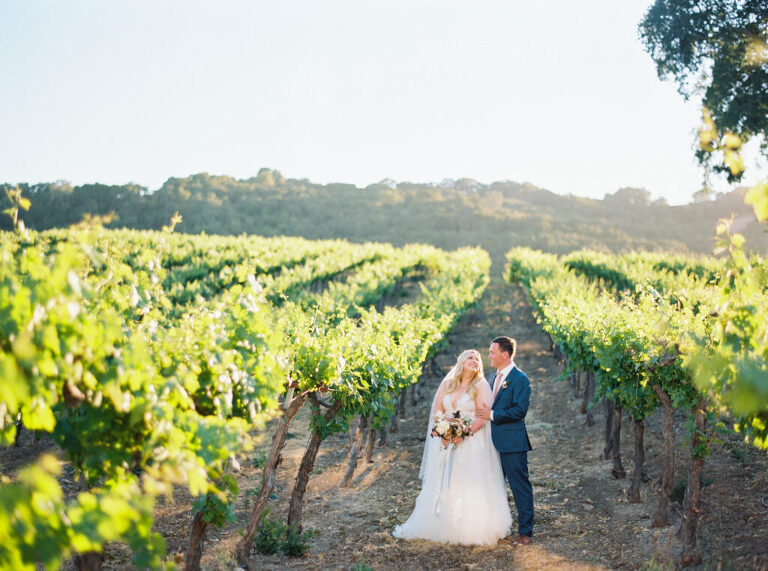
435, 420, 450, 435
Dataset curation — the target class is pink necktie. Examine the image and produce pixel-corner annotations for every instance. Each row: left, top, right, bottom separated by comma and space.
493, 371, 503, 398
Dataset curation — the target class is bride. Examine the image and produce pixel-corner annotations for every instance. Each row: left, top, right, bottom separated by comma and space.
392, 349, 512, 545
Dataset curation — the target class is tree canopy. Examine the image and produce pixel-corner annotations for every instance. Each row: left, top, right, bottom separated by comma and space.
639, 0, 768, 181
3, 172, 768, 260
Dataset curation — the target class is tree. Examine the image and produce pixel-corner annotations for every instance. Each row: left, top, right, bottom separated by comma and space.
255, 167, 276, 188
603, 187, 652, 206
639, 0, 768, 181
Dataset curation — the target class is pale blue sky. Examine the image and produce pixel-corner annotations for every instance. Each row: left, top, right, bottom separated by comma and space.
1, 0, 765, 204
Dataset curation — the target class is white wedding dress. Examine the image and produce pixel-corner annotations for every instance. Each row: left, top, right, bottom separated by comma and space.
392, 391, 512, 545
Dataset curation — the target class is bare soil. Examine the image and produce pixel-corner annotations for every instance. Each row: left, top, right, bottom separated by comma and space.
196, 278, 768, 570
3, 278, 767, 570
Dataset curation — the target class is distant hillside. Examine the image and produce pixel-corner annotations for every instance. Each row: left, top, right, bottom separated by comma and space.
3, 169, 767, 266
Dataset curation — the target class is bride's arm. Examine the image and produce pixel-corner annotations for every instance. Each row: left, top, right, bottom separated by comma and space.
470, 382, 492, 434
434, 381, 447, 415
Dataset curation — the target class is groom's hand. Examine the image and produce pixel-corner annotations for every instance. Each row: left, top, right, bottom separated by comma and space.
476, 404, 492, 420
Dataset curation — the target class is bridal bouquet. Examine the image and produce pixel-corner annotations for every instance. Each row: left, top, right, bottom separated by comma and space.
431, 410, 473, 442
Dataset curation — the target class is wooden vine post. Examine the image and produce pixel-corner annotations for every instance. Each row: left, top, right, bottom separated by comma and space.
185, 512, 207, 571
678, 397, 710, 567
601, 399, 615, 460
235, 389, 308, 565
610, 406, 625, 479
287, 393, 344, 533
73, 552, 104, 571
646, 347, 688, 528
584, 371, 596, 426
651, 383, 676, 527
627, 419, 645, 503
342, 416, 369, 487
364, 422, 376, 463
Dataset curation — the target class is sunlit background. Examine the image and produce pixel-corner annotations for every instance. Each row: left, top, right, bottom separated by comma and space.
2, 0, 766, 205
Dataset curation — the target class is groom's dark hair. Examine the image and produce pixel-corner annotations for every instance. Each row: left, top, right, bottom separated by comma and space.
493, 336, 517, 360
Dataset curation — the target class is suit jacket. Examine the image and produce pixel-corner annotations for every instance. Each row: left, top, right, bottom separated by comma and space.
487, 366, 533, 453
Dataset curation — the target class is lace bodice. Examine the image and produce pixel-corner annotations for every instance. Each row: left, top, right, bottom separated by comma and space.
442, 391, 476, 415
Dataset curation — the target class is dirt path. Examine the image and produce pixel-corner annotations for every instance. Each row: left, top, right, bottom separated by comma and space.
207, 276, 767, 571
199, 278, 644, 570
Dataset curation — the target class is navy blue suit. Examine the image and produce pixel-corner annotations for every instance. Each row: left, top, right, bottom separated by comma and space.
488, 366, 534, 537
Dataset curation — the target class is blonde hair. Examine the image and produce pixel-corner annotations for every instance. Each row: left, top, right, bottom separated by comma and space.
443, 349, 486, 399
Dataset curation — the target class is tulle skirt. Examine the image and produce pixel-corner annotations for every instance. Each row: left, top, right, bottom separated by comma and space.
393, 423, 512, 545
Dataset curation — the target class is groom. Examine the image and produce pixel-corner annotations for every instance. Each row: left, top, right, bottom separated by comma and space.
477, 336, 534, 545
